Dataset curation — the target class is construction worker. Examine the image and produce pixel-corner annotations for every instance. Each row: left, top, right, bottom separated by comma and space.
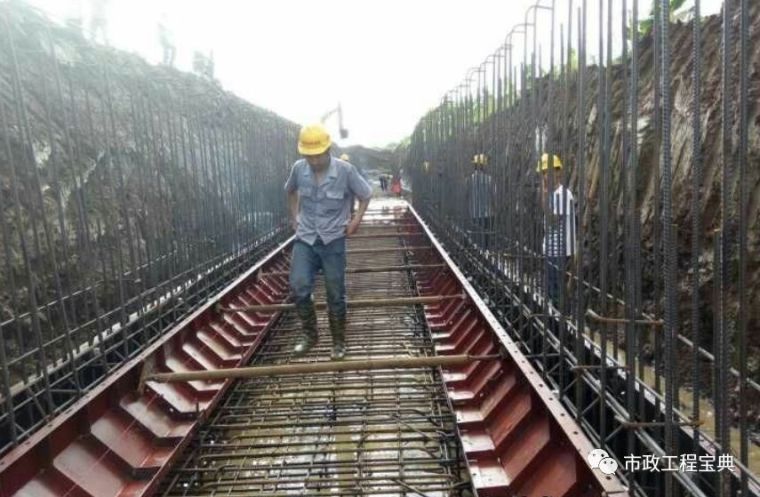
339, 153, 356, 215
207, 50, 215, 79
538, 153, 576, 307
158, 15, 176, 67
88, 0, 109, 44
193, 51, 215, 79
465, 153, 495, 251
390, 172, 402, 196
285, 125, 372, 360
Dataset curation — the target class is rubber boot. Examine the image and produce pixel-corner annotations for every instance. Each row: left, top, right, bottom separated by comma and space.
329, 313, 346, 361
293, 303, 318, 356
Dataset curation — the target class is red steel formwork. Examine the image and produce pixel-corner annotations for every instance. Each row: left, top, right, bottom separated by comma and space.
405, 206, 626, 497
0, 239, 293, 497
0, 205, 626, 497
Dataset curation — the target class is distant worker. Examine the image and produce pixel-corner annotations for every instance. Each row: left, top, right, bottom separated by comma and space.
538, 153, 576, 308
158, 15, 176, 66
285, 125, 372, 360
89, 0, 109, 44
379, 174, 388, 192
193, 51, 215, 79
340, 153, 356, 215
390, 172, 402, 196
207, 50, 215, 79
465, 153, 496, 251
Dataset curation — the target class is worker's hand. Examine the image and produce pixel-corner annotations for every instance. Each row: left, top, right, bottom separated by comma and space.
346, 218, 361, 237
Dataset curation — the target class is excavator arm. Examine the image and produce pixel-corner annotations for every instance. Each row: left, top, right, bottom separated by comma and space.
320, 103, 349, 139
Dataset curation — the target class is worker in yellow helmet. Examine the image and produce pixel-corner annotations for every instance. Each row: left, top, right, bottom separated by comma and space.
537, 153, 576, 308
465, 153, 495, 252
284, 125, 372, 359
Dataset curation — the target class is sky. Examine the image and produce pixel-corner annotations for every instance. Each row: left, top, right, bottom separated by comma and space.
27, 0, 724, 149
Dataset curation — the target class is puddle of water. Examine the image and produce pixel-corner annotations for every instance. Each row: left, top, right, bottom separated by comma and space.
589, 327, 760, 475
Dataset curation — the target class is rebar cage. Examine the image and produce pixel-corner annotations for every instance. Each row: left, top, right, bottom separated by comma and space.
404, 1, 758, 496
0, 2, 298, 454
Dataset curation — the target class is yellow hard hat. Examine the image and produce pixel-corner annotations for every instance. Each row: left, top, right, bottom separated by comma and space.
298, 124, 331, 155
537, 153, 562, 172
471, 153, 488, 166
339, 153, 350, 161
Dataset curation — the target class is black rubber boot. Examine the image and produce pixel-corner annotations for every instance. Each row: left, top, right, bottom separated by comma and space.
293, 303, 318, 356
329, 314, 346, 361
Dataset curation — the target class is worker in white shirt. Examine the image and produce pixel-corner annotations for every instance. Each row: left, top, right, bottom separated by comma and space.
538, 154, 576, 307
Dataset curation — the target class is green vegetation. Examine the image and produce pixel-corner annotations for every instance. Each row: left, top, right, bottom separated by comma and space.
637, 0, 691, 36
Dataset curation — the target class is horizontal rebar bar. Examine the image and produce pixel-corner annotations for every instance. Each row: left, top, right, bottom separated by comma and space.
346, 246, 432, 254
216, 294, 464, 314
586, 308, 663, 327
146, 354, 500, 383
259, 264, 446, 277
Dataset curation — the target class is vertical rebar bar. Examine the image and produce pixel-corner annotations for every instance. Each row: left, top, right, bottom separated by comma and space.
658, 1, 677, 495
737, 0, 749, 493
690, 0, 704, 471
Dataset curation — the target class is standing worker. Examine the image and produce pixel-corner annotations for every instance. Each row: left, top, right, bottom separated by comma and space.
390, 172, 402, 196
285, 125, 372, 360
88, 0, 109, 44
158, 14, 176, 67
538, 153, 576, 308
465, 153, 496, 251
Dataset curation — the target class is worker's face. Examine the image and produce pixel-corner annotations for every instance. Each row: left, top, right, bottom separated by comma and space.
304, 151, 331, 170
553, 168, 563, 185
541, 168, 563, 190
